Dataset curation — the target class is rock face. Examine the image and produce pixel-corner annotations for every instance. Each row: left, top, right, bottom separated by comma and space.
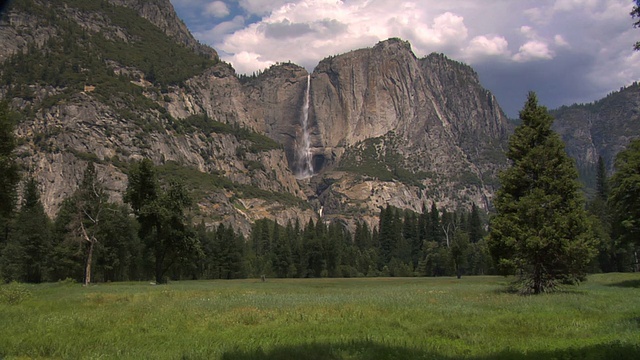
307, 40, 510, 226
2, 1, 515, 234
551, 83, 640, 180
107, 0, 218, 59
310, 40, 508, 173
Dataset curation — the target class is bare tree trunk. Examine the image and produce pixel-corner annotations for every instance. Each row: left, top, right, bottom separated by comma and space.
81, 222, 96, 286
85, 239, 95, 286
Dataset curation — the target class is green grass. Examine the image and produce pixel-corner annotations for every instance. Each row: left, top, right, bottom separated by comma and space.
1, 274, 639, 359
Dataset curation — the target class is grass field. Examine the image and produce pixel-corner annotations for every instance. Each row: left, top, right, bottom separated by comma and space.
1, 274, 639, 359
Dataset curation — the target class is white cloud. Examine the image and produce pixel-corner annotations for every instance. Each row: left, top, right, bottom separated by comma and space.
195, 15, 246, 43
554, 34, 569, 47
465, 35, 510, 60
215, 1, 475, 73
513, 40, 554, 62
520, 25, 535, 39
430, 12, 468, 44
239, 0, 292, 16
523, 7, 546, 25
173, 0, 640, 116
552, 0, 598, 12
205, 1, 230, 18
227, 51, 275, 75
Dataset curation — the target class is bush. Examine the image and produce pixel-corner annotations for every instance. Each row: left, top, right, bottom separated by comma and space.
0, 282, 32, 305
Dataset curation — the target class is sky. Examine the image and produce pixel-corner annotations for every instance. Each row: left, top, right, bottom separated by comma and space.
169, 0, 640, 118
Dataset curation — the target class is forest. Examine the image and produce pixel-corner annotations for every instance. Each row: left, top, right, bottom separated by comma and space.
1, 94, 639, 287
0, 156, 494, 284
0, 150, 637, 286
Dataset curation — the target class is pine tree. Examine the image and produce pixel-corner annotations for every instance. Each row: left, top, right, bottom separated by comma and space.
1, 177, 51, 283
272, 222, 293, 277
428, 203, 441, 243
487, 92, 597, 294
0, 102, 20, 245
124, 159, 198, 284
609, 139, 640, 271
468, 203, 484, 243
450, 230, 470, 279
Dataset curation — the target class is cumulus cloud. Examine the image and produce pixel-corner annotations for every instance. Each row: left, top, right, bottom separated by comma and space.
195, 15, 246, 43
554, 34, 569, 47
552, 0, 598, 12
239, 0, 292, 16
216, 1, 476, 73
172, 0, 640, 117
205, 1, 230, 18
465, 35, 510, 60
513, 41, 554, 62
227, 51, 276, 75
409, 12, 468, 49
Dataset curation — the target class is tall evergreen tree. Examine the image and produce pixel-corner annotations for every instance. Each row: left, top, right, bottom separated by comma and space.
609, 139, 640, 271
125, 159, 198, 284
272, 222, 293, 277
0, 102, 20, 245
595, 156, 608, 200
1, 177, 51, 283
468, 203, 484, 244
428, 203, 441, 243
586, 156, 616, 272
418, 203, 429, 243
450, 230, 470, 279
487, 92, 597, 294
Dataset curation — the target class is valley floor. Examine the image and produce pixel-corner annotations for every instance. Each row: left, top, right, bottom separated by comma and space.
1, 274, 639, 359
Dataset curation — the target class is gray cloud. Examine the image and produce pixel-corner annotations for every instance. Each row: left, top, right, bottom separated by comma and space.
318, 19, 348, 36
475, 51, 597, 117
171, 0, 640, 118
263, 19, 313, 39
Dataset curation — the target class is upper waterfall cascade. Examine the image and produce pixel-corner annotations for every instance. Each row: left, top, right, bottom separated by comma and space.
295, 74, 314, 179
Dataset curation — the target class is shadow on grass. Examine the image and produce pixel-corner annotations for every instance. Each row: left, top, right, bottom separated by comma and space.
220, 341, 640, 360
607, 279, 640, 288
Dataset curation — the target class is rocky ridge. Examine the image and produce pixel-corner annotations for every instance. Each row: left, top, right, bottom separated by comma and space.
551, 82, 640, 188
1, 0, 522, 234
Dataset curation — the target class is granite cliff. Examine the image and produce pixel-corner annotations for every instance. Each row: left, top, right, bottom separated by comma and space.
1, 0, 520, 233
551, 83, 640, 190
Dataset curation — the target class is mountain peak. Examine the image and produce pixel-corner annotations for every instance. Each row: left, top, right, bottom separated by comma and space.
108, 0, 217, 59
373, 37, 413, 51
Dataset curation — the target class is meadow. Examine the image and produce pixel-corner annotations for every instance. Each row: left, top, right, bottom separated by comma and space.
0, 274, 639, 359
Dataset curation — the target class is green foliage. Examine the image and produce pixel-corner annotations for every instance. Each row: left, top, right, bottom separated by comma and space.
0, 282, 31, 305
1, 0, 217, 138
156, 161, 306, 208
0, 177, 52, 283
125, 159, 200, 284
488, 92, 597, 294
609, 139, 640, 270
338, 135, 428, 188
0, 102, 20, 221
179, 114, 280, 153
633, 0, 640, 50
243, 203, 492, 279
195, 222, 245, 280
4, 0, 216, 88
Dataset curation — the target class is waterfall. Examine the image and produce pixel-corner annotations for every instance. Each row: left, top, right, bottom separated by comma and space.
296, 74, 314, 179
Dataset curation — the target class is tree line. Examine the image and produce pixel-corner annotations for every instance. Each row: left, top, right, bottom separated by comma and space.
0, 154, 493, 283
1, 98, 639, 288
